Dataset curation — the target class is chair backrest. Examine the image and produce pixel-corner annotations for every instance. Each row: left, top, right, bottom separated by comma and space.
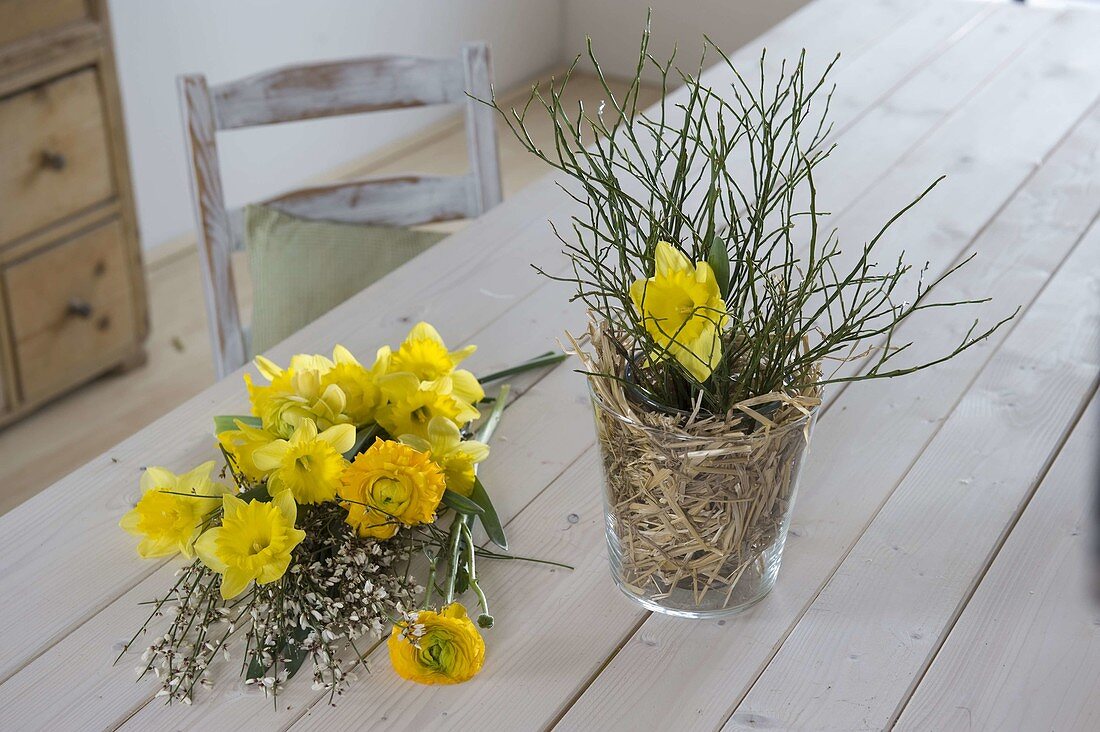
178, 42, 501, 379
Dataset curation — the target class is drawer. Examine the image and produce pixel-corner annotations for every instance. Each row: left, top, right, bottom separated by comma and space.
3, 218, 135, 402
0, 0, 90, 48
0, 68, 114, 244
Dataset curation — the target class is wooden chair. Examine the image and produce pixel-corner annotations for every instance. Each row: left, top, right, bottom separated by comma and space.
178, 43, 502, 379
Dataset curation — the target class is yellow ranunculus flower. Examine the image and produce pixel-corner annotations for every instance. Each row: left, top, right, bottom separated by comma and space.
339, 438, 446, 539
120, 461, 229, 558
629, 240, 729, 383
385, 322, 476, 385
245, 355, 350, 438
400, 416, 489, 497
321, 345, 387, 426
388, 603, 485, 685
375, 373, 480, 440
194, 492, 305, 600
217, 419, 279, 483
251, 418, 355, 504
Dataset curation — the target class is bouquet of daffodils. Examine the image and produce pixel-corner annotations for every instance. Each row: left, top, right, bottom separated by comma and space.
118, 323, 563, 703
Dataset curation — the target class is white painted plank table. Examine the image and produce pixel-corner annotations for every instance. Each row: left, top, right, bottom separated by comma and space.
3, 1, 1100, 729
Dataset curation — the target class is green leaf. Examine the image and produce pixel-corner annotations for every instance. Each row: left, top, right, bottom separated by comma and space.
470, 477, 508, 550
708, 234, 731, 299
441, 489, 484, 516
246, 651, 267, 682
344, 424, 383, 460
476, 384, 510, 444
281, 626, 311, 679
247, 626, 310, 681
213, 415, 261, 434
476, 352, 568, 385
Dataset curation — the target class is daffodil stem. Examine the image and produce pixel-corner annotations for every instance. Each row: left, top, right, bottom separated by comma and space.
461, 522, 490, 619
423, 557, 437, 607
443, 513, 465, 606
477, 352, 567, 385
476, 384, 510, 444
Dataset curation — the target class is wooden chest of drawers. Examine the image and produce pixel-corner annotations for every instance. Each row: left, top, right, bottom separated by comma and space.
0, 0, 147, 426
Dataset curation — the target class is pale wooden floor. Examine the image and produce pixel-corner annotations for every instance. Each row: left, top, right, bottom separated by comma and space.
0, 70, 660, 515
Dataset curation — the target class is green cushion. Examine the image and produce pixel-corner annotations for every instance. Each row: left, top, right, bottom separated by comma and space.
245, 204, 446, 355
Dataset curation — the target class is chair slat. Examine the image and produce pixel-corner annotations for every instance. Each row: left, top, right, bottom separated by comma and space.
462, 43, 503, 213
211, 56, 466, 129
259, 174, 476, 228
178, 74, 247, 378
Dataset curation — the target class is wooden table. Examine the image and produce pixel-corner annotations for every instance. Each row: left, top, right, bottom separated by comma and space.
3, 0, 1099, 729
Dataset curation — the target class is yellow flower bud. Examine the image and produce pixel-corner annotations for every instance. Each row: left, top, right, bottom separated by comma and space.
629, 240, 728, 382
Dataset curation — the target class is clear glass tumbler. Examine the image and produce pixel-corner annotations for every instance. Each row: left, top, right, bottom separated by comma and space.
590, 386, 817, 618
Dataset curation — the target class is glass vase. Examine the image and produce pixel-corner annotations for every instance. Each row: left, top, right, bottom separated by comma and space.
590, 385, 817, 618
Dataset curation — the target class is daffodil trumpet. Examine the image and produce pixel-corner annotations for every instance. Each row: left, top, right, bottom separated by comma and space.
119, 322, 568, 702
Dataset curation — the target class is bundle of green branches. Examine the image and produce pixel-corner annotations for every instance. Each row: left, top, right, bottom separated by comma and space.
487, 22, 1015, 418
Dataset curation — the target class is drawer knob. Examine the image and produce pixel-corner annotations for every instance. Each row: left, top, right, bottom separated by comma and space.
66, 298, 93, 318
40, 150, 67, 171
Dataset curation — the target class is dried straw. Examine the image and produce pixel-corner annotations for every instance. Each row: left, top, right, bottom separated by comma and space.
569, 320, 822, 611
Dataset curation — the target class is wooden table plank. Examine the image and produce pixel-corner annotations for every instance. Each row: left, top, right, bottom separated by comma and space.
896, 393, 1100, 730
558, 14, 1100, 732
819, 2, 1055, 222
726, 221, 1100, 731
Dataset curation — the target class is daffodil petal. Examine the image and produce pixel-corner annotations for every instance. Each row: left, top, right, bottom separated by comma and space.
253, 355, 283, 381
272, 490, 298, 524
252, 440, 291, 471
399, 434, 432, 453
427, 416, 462, 450
455, 440, 490, 463
256, 552, 293, 584
408, 322, 444, 345
654, 240, 691, 276
332, 344, 359, 365
318, 423, 356, 454
220, 567, 254, 600
139, 466, 176, 494
450, 370, 484, 405
194, 528, 227, 571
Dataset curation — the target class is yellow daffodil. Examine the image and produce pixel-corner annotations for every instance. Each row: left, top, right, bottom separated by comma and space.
321, 345, 387, 426
252, 418, 356, 503
385, 322, 476, 384
217, 419, 279, 483
381, 322, 484, 405
120, 461, 229, 558
400, 416, 489, 497
339, 438, 446, 539
375, 373, 480, 440
629, 240, 729, 382
388, 603, 485, 685
194, 492, 305, 600
245, 355, 350, 438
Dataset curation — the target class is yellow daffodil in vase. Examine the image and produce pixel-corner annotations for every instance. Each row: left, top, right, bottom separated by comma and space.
489, 24, 1014, 617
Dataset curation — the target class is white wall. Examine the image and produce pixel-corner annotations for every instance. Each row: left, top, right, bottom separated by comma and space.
107, 0, 563, 251
562, 0, 811, 81
109, 1, 803, 252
